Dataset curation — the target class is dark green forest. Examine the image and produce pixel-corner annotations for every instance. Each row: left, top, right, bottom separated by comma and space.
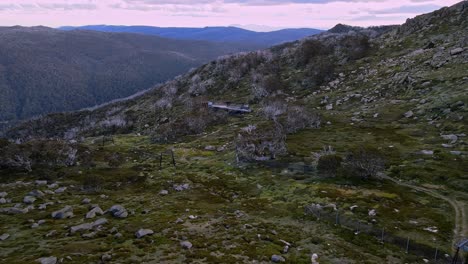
0, 26, 258, 129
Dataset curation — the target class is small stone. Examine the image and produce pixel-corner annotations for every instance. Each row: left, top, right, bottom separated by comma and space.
47, 183, 58, 189
82, 232, 96, 239
23, 196, 36, 204
35, 180, 48, 186
36, 256, 57, 264
0, 192, 8, 198
282, 245, 289, 254
28, 190, 45, 197
51, 206, 73, 219
159, 190, 169, 196
420, 150, 434, 155
450, 151, 462, 155
54, 187, 67, 193
114, 232, 123, 238
135, 229, 154, 238
108, 205, 128, 218
0, 198, 6, 204
175, 218, 184, 224
325, 104, 333, 110
81, 198, 91, 204
271, 255, 285, 262
86, 206, 104, 219
450, 47, 464, 55
0, 233, 10, 241
101, 253, 112, 261
204, 145, 216, 151
180, 241, 192, 249
368, 209, 377, 217
404, 110, 413, 118
173, 184, 190, 192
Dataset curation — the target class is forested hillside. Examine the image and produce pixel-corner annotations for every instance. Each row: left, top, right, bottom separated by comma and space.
0, 26, 259, 131
59, 25, 323, 46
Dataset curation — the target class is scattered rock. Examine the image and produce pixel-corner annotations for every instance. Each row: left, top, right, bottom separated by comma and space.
159, 190, 169, 196
420, 150, 434, 155
114, 232, 123, 238
204, 145, 216, 151
23, 196, 36, 204
441, 134, 458, 144
108, 205, 128, 218
81, 198, 91, 204
0, 192, 7, 198
101, 253, 112, 262
450, 47, 464, 55
271, 255, 285, 262
70, 223, 93, 234
325, 104, 333, 110
0, 233, 10, 241
173, 184, 190, 192
404, 110, 414, 118
28, 190, 45, 197
0, 198, 6, 204
450, 151, 462, 155
82, 232, 96, 239
45, 230, 57, 237
39, 202, 54, 210
54, 187, 67, 193
36, 256, 57, 264
35, 180, 47, 186
368, 209, 377, 217
86, 206, 104, 219
47, 183, 58, 189
282, 245, 289, 254
51, 206, 74, 219
135, 229, 154, 238
423, 226, 438, 233
180, 241, 193, 249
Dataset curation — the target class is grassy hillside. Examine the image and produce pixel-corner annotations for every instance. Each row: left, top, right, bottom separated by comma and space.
0, 2, 467, 263
0, 26, 260, 130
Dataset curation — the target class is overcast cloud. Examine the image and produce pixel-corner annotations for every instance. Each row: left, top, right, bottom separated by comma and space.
0, 0, 460, 30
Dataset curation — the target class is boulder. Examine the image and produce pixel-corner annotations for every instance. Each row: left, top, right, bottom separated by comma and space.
404, 111, 414, 118
0, 233, 10, 241
450, 47, 464, 55
51, 206, 74, 219
108, 205, 128, 218
86, 206, 104, 219
54, 187, 67, 193
70, 223, 93, 234
180, 241, 192, 249
35, 180, 47, 186
92, 218, 108, 227
23, 196, 36, 204
0, 198, 6, 204
173, 184, 190, 192
271, 255, 286, 262
135, 229, 154, 238
36, 257, 57, 264
28, 190, 45, 198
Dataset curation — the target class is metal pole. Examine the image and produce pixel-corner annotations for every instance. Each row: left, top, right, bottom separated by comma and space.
453, 247, 460, 264
405, 237, 410, 254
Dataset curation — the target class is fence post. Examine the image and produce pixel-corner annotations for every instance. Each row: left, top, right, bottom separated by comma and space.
434, 247, 438, 263
406, 237, 410, 254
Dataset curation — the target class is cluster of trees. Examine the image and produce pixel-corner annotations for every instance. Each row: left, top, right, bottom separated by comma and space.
317, 145, 386, 179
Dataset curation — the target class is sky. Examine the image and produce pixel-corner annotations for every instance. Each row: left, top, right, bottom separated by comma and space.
0, 0, 461, 31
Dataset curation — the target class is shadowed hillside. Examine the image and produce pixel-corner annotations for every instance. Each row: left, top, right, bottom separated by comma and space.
0, 26, 261, 130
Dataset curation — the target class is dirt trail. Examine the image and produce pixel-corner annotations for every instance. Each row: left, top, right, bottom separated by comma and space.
382, 175, 467, 250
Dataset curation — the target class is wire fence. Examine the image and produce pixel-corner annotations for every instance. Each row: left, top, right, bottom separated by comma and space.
255, 160, 467, 263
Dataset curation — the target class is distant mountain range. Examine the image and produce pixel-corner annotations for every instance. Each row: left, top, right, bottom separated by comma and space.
0, 26, 260, 129
59, 25, 324, 46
